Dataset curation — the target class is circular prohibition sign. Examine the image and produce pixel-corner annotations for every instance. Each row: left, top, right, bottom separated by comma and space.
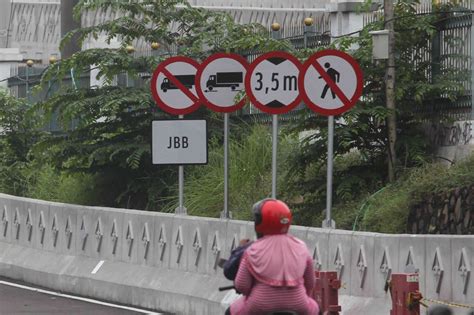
151, 56, 201, 115
299, 49, 363, 116
245, 51, 303, 115
195, 53, 248, 113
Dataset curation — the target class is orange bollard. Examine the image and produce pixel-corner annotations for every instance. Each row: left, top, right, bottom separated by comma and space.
389, 273, 422, 315
313, 271, 342, 315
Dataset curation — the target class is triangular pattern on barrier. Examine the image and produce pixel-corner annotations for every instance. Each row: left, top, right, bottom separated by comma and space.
80, 216, 88, 251
333, 243, 344, 279
1, 205, 7, 225
230, 234, 238, 252
458, 247, 471, 295
357, 245, 368, 288
51, 214, 59, 247
432, 247, 444, 293
38, 211, 45, 230
95, 217, 103, 252
110, 219, 118, 255
380, 246, 392, 289
142, 222, 150, 260
312, 243, 322, 271
1, 205, 8, 237
65, 216, 72, 249
211, 231, 221, 270
405, 246, 419, 273
175, 226, 184, 264
158, 224, 167, 262
126, 221, 134, 257
26, 208, 33, 242
193, 228, 202, 266
38, 211, 46, 245
14, 208, 20, 240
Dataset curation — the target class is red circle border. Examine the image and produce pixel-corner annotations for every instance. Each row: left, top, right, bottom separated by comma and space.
195, 53, 248, 113
245, 51, 303, 115
298, 49, 363, 116
151, 56, 201, 116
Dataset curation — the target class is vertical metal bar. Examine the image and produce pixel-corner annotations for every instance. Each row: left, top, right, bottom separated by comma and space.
25, 66, 29, 101
325, 115, 335, 228
471, 13, 474, 119
179, 165, 184, 211
271, 24, 280, 199
223, 113, 229, 218
271, 114, 278, 199
177, 114, 186, 215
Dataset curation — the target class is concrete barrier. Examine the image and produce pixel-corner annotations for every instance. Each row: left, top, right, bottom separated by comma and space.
0, 193, 473, 315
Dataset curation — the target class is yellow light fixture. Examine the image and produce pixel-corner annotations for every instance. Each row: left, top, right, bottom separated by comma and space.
271, 22, 281, 32
126, 45, 135, 54
304, 17, 314, 27
26, 59, 34, 67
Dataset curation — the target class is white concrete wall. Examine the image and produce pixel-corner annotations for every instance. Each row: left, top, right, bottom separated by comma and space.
0, 193, 473, 314
0, 48, 22, 89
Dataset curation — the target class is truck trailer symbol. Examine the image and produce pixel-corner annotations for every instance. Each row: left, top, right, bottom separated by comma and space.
161, 75, 195, 92
206, 72, 243, 91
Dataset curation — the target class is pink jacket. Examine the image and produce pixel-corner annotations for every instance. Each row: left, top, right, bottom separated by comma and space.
230, 234, 319, 315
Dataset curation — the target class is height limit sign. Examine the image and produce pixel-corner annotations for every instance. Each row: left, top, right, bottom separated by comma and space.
245, 51, 302, 114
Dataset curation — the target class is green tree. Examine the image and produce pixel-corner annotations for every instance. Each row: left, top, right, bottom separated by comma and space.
284, 0, 468, 225
0, 90, 40, 195
33, 0, 289, 210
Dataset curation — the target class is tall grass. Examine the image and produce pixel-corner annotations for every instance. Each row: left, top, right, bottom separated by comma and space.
361, 155, 474, 233
25, 164, 100, 206
162, 123, 295, 219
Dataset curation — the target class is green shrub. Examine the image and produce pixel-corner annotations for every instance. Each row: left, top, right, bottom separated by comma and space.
162, 123, 295, 219
25, 164, 100, 206
360, 154, 474, 233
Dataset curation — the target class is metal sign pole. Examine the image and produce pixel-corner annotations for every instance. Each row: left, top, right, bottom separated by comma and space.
223, 113, 230, 218
271, 114, 278, 199
177, 114, 186, 215
270, 24, 281, 200
324, 115, 335, 228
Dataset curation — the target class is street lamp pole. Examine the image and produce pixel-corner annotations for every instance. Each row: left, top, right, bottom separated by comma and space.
25, 59, 34, 102
384, 0, 396, 182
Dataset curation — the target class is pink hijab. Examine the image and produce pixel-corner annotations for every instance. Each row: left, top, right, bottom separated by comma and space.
245, 234, 309, 287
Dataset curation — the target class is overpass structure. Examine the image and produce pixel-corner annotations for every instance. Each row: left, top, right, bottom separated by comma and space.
0, 193, 473, 314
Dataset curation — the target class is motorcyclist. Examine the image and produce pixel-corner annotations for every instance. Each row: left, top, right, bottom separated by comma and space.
225, 198, 319, 315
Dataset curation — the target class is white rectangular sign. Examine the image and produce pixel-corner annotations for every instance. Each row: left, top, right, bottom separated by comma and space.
152, 120, 208, 165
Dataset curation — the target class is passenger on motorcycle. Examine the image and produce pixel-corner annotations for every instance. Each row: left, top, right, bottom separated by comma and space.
225, 198, 319, 315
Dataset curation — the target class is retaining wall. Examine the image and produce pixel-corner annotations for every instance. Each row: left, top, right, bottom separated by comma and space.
0, 193, 473, 314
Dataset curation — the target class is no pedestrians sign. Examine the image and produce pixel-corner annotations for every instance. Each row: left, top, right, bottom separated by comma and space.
299, 49, 363, 116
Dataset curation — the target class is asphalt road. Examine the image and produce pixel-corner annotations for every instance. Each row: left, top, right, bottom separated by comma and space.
0, 279, 160, 315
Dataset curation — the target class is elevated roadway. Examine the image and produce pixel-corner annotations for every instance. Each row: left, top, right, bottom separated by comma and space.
0, 277, 161, 315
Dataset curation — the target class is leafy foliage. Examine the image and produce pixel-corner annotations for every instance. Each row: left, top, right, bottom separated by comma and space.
283, 0, 467, 225
0, 90, 41, 196
29, 0, 290, 210
162, 122, 298, 220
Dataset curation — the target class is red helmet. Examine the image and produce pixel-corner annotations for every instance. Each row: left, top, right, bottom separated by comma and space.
253, 199, 292, 236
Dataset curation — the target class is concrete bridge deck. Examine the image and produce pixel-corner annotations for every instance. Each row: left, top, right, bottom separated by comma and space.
0, 193, 473, 314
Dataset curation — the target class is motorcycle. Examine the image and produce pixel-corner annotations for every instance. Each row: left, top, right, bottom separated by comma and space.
218, 258, 299, 315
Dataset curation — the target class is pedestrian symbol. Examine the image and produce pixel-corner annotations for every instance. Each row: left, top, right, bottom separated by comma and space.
320, 63, 340, 99
299, 49, 363, 116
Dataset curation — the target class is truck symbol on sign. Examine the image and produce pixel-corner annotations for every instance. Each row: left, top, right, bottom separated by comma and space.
206, 72, 243, 91
161, 75, 195, 92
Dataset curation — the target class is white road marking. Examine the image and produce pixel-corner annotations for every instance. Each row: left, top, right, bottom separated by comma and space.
91, 260, 105, 274
0, 280, 162, 314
